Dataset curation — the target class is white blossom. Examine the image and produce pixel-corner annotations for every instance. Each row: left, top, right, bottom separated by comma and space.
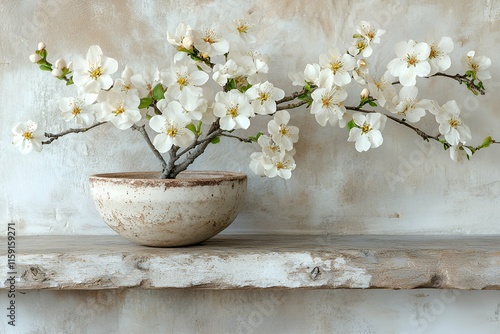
161, 53, 209, 110
449, 144, 472, 163
267, 110, 299, 151
463, 51, 491, 81
130, 65, 160, 98
149, 101, 195, 152
366, 70, 396, 108
212, 59, 244, 86
347, 112, 387, 152
228, 19, 256, 44
193, 26, 229, 57
59, 95, 96, 127
432, 100, 471, 145
427, 37, 454, 75
390, 86, 432, 123
12, 120, 44, 154
213, 90, 253, 130
72, 45, 118, 94
319, 48, 356, 86
167, 23, 194, 51
311, 70, 348, 127
245, 81, 285, 115
387, 40, 431, 86
97, 90, 141, 130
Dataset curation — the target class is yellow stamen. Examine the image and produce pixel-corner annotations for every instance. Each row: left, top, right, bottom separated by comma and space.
72, 107, 81, 116
89, 66, 103, 79
228, 106, 239, 118
321, 96, 331, 107
361, 123, 371, 133
279, 125, 289, 136
259, 92, 269, 102
167, 126, 178, 137
237, 23, 249, 34
406, 54, 419, 66
177, 76, 188, 87
449, 119, 460, 128
330, 60, 343, 73
429, 45, 438, 59
114, 106, 125, 116
22, 131, 33, 139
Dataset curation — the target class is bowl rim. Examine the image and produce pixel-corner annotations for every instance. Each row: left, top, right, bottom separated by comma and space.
89, 170, 247, 186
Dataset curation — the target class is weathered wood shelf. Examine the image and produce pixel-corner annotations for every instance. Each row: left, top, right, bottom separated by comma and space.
2, 234, 500, 290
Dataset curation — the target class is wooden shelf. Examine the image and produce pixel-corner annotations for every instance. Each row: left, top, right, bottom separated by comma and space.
2, 234, 500, 290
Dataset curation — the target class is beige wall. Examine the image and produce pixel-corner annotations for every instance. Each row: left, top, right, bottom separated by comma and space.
2, 0, 500, 333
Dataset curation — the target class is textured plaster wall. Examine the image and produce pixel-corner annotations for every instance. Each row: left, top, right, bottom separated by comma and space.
2, 0, 500, 333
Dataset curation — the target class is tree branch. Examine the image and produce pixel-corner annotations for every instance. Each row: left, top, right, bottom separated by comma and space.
220, 133, 254, 143
131, 124, 167, 169
276, 100, 309, 111
276, 88, 308, 104
43, 122, 106, 145
430, 72, 486, 95
345, 106, 441, 143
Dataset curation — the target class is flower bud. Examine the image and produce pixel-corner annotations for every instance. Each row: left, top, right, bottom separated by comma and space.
37, 42, 46, 51
29, 53, 42, 63
51, 68, 63, 77
360, 88, 370, 99
55, 58, 67, 69
181, 35, 194, 50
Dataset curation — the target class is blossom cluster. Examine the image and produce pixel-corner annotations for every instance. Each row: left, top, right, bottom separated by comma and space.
13, 20, 493, 180
289, 21, 491, 161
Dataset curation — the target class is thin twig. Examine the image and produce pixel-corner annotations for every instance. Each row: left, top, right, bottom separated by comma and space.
276, 88, 308, 104
276, 100, 309, 111
131, 124, 167, 168
221, 133, 254, 143
392, 72, 486, 95
345, 106, 441, 142
43, 122, 106, 145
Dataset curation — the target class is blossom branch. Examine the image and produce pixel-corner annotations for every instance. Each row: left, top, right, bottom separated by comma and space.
220, 133, 254, 143
131, 124, 167, 168
345, 106, 441, 142
276, 100, 309, 111
429, 72, 486, 95
276, 88, 308, 104
164, 122, 222, 179
43, 122, 106, 145
391, 72, 486, 95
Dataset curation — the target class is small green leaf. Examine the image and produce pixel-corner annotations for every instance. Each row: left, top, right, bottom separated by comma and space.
249, 132, 264, 142
347, 120, 357, 131
368, 101, 378, 107
186, 123, 197, 134
479, 136, 493, 149
139, 97, 153, 109
39, 63, 52, 71
210, 136, 221, 144
240, 84, 252, 93
227, 79, 236, 91
152, 83, 165, 101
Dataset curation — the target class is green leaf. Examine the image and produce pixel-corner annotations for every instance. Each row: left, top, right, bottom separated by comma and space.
39, 63, 52, 71
479, 136, 493, 149
139, 97, 153, 109
240, 84, 252, 93
196, 121, 203, 133
368, 101, 378, 107
152, 83, 165, 101
249, 132, 264, 142
210, 136, 221, 144
226, 79, 236, 91
347, 120, 357, 131
186, 123, 197, 135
